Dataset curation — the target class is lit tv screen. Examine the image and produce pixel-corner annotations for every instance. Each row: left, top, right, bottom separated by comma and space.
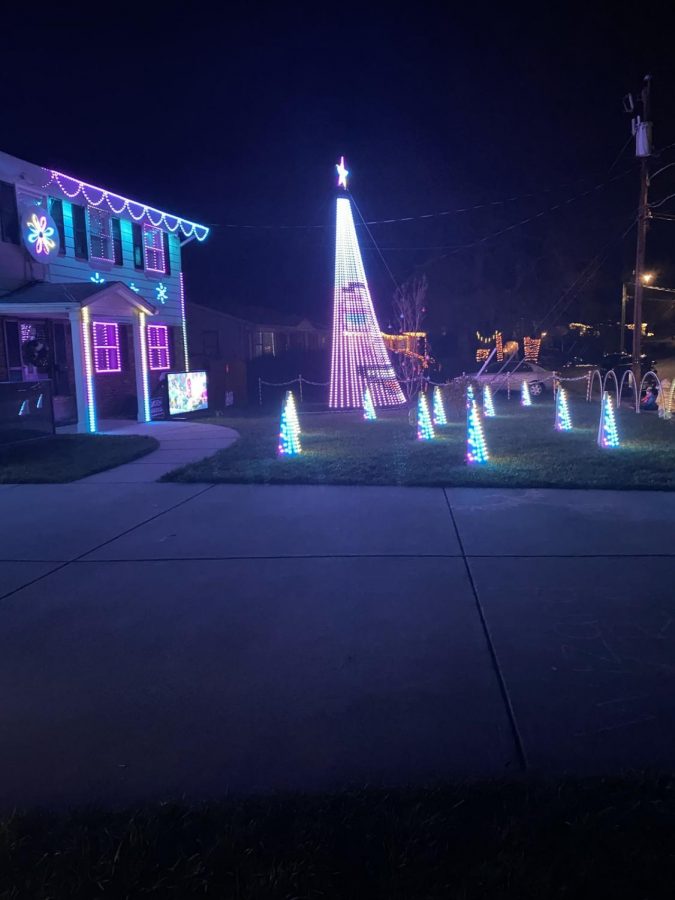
167, 371, 208, 416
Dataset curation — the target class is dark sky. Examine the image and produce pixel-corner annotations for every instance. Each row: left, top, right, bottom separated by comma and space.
3, 7, 675, 332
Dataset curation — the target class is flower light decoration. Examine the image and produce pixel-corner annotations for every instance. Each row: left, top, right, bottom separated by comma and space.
26, 213, 56, 257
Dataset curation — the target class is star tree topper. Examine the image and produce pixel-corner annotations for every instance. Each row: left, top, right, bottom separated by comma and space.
336, 156, 349, 189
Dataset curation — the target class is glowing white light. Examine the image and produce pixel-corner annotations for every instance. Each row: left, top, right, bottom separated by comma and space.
329, 196, 405, 408
138, 312, 151, 423
336, 156, 349, 189
81, 307, 97, 433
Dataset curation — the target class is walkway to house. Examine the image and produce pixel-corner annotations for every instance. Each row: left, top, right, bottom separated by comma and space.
1, 483, 675, 810
58, 418, 238, 482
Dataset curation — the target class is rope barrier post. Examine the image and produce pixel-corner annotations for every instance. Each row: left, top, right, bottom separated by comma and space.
586, 370, 591, 402
298, 375, 303, 403
507, 375, 511, 400
258, 377, 262, 407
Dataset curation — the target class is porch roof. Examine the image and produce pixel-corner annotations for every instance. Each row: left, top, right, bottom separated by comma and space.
0, 281, 156, 316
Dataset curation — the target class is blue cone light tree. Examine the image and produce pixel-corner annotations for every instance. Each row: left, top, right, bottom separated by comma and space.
432, 385, 447, 425
417, 392, 435, 440
363, 386, 377, 420
466, 385, 489, 463
483, 384, 495, 417
278, 390, 302, 455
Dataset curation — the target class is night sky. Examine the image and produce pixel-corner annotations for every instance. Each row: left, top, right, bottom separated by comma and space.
3, 8, 675, 337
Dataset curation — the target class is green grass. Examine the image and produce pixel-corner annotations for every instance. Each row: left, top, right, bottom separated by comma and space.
0, 434, 159, 483
2, 778, 675, 898
163, 393, 675, 490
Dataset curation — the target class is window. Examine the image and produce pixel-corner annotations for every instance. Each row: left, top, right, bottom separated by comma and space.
132, 223, 144, 269
0, 181, 19, 244
112, 218, 123, 265
48, 198, 66, 255
143, 225, 166, 273
88, 208, 113, 261
202, 330, 220, 359
92, 321, 121, 373
147, 324, 170, 370
254, 331, 275, 357
72, 205, 88, 259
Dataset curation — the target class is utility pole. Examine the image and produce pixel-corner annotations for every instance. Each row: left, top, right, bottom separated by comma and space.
629, 76, 652, 403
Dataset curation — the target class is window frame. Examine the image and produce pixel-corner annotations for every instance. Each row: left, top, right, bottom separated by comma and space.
48, 198, 67, 256
112, 218, 123, 265
72, 204, 89, 260
147, 324, 170, 371
92, 321, 122, 374
0, 180, 20, 245
143, 224, 166, 274
87, 208, 114, 263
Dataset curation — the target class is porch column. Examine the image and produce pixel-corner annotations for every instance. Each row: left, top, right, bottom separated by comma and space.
132, 311, 151, 423
68, 307, 97, 433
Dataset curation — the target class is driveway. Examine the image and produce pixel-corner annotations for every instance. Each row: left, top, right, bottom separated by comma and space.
1, 483, 675, 809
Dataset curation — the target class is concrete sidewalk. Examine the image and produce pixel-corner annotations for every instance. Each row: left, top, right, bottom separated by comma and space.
1, 483, 675, 809
59, 418, 238, 482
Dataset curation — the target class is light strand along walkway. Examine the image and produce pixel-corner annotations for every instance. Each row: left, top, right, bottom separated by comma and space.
58, 419, 238, 483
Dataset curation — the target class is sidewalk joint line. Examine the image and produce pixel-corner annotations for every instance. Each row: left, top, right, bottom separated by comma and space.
443, 489, 529, 773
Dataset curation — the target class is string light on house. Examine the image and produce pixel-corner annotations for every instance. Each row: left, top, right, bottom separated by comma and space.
278, 390, 302, 455
483, 384, 495, 417
495, 331, 504, 361
466, 384, 489, 464
597, 391, 619, 448
363, 385, 377, 420
329, 161, 405, 409
555, 387, 572, 431
90, 272, 106, 284
417, 392, 435, 440
45, 171, 210, 242
521, 380, 532, 407
432, 385, 447, 425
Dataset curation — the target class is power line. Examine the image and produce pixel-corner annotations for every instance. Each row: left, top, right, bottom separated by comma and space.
210, 168, 633, 232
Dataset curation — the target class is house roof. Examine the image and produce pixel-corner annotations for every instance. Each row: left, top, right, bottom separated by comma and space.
0, 280, 156, 314
0, 149, 210, 243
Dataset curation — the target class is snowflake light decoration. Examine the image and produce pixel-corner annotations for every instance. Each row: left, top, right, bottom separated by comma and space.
90, 272, 106, 284
156, 282, 168, 304
26, 213, 56, 256
129, 282, 140, 293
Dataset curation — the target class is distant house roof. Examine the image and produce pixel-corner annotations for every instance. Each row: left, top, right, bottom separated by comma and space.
193, 300, 327, 331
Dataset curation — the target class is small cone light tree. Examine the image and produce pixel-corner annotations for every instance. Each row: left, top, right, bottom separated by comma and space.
363, 386, 377, 420
483, 384, 495, 417
597, 390, 619, 448
432, 385, 447, 425
278, 390, 302, 456
555, 387, 572, 431
417, 392, 435, 440
466, 385, 489, 463
521, 380, 532, 407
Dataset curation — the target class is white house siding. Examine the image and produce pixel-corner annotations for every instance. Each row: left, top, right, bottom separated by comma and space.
47, 201, 184, 328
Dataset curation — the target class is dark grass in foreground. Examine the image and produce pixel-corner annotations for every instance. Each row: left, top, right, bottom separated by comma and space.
3, 778, 675, 898
164, 395, 675, 489
0, 435, 158, 483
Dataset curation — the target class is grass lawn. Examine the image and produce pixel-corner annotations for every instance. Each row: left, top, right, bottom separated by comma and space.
164, 391, 675, 490
2, 778, 675, 898
0, 434, 158, 483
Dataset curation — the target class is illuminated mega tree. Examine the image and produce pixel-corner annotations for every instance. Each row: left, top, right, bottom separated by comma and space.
329, 158, 405, 409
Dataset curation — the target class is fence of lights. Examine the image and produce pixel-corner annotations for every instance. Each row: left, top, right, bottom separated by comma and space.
329, 190, 404, 409
45, 171, 210, 242
432, 385, 447, 425
466, 384, 489, 464
278, 391, 302, 455
597, 391, 619, 448
483, 384, 495, 417
555, 387, 572, 431
363, 386, 377, 420
521, 380, 532, 407
417, 392, 435, 440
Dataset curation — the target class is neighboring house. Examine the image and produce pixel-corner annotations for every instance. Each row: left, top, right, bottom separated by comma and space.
188, 301, 328, 406
0, 149, 209, 429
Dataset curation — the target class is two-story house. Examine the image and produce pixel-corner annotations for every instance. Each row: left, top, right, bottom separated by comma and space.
0, 149, 209, 430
